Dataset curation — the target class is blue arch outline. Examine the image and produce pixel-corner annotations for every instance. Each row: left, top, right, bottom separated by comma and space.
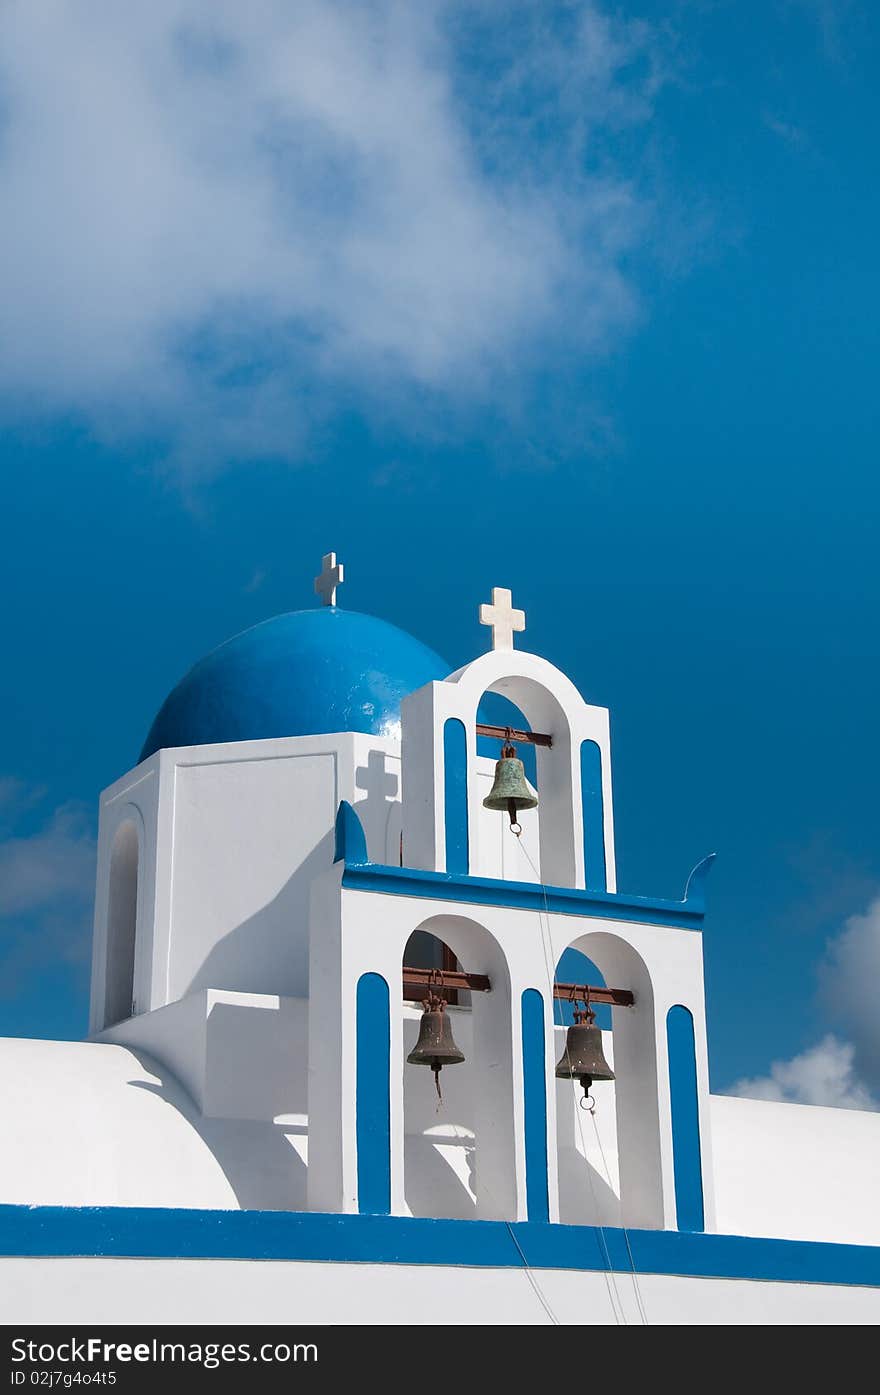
667, 1005, 705, 1233
443, 718, 469, 875
521, 989, 549, 1223
580, 740, 606, 892
356, 973, 391, 1215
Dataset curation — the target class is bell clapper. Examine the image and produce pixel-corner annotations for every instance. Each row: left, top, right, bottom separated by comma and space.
579, 1084, 597, 1113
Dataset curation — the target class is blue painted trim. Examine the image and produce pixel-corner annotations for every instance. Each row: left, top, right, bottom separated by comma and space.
1, 1207, 879, 1288
443, 718, 469, 875
580, 740, 607, 893
333, 801, 708, 930
680, 853, 714, 909
667, 1006, 705, 1233
341, 861, 705, 930
683, 853, 716, 912
334, 801, 369, 866
356, 974, 391, 1215
521, 990, 549, 1223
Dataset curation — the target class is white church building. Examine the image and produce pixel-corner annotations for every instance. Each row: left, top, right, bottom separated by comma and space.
1, 556, 878, 1325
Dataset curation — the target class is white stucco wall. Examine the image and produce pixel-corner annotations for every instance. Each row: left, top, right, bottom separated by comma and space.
0, 1038, 307, 1212
5, 1033, 878, 1253
90, 733, 409, 1029
711, 1094, 880, 1246
0, 1257, 877, 1326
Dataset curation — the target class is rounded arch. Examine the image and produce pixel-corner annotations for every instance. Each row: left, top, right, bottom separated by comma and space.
401, 913, 516, 1222
410, 912, 513, 989
475, 673, 577, 887
104, 817, 141, 1028
554, 930, 663, 1230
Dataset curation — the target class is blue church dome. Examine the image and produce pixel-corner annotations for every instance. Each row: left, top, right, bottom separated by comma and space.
140, 608, 450, 760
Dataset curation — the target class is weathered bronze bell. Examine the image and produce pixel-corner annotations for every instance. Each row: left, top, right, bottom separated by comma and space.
407, 992, 465, 1098
483, 742, 538, 828
555, 1008, 615, 1097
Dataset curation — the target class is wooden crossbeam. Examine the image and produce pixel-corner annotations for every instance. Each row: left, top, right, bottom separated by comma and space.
553, 982, 635, 1008
403, 967, 490, 997
402, 965, 634, 1007
475, 723, 552, 748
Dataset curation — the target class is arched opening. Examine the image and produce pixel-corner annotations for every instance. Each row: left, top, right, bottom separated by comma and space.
104, 820, 139, 1027
402, 915, 514, 1221
404, 927, 468, 1006
554, 933, 663, 1230
553, 948, 619, 1225
475, 693, 539, 883
475, 677, 576, 887
476, 692, 537, 784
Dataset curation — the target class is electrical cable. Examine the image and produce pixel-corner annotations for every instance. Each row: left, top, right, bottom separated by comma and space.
511, 827, 650, 1326
505, 1222, 560, 1326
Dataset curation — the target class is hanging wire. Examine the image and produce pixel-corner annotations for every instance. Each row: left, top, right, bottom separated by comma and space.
511, 828, 650, 1326
505, 1222, 560, 1326
511, 833, 626, 1325
587, 1097, 650, 1327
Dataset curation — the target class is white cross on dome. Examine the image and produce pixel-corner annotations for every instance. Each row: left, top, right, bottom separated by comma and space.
314, 552, 344, 607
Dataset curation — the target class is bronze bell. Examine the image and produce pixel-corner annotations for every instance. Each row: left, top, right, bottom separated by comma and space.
407, 992, 465, 1098
483, 741, 538, 828
555, 1006, 615, 1098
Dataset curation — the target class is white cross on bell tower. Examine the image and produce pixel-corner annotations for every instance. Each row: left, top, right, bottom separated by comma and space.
314, 552, 344, 607
479, 586, 526, 651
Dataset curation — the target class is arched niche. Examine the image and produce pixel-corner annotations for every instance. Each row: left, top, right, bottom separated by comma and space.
476, 692, 537, 784
404, 926, 468, 1006
475, 675, 575, 887
553, 946, 618, 1224
402, 913, 515, 1222
104, 819, 140, 1028
554, 947, 611, 1029
555, 930, 663, 1230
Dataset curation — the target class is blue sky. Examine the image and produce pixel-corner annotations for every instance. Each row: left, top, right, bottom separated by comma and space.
1, 1, 878, 1105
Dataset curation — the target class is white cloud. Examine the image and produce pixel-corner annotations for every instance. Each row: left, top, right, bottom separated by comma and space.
730, 1034, 876, 1112
0, 1, 664, 470
0, 790, 95, 998
820, 896, 880, 1091
731, 895, 880, 1111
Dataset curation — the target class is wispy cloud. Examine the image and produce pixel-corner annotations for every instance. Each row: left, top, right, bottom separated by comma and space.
820, 896, 880, 1091
0, 0, 668, 473
792, 0, 855, 67
730, 894, 880, 1111
0, 784, 95, 1000
763, 113, 806, 148
0, 776, 47, 821
242, 567, 267, 595
730, 1034, 875, 1111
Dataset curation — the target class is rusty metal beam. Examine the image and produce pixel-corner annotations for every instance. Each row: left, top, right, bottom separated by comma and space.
403, 967, 490, 997
554, 982, 634, 1008
402, 966, 634, 1007
475, 723, 552, 748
